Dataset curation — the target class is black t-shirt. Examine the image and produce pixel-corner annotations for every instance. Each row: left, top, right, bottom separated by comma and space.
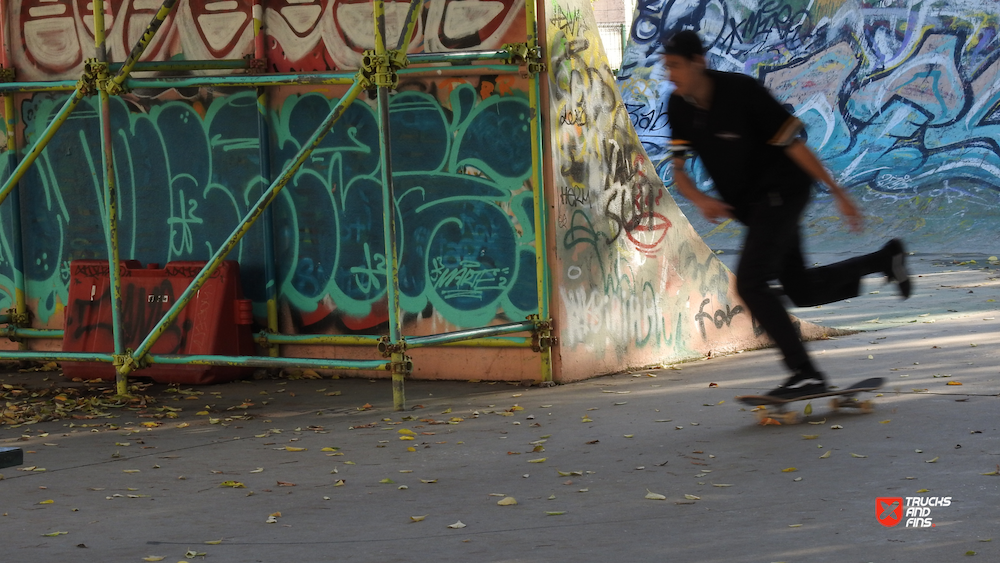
667, 70, 813, 220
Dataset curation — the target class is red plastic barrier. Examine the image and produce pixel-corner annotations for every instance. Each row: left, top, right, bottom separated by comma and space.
62, 260, 257, 384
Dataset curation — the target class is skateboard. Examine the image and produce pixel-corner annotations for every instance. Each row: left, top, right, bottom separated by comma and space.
736, 377, 884, 425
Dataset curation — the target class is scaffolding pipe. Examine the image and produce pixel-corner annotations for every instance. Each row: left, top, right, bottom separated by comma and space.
3, 327, 62, 339
3, 352, 114, 363
122, 79, 366, 376
0, 0, 29, 350
0, 88, 86, 208
406, 321, 537, 348
148, 355, 390, 371
94, 0, 128, 395
526, 0, 553, 382
374, 0, 408, 411
406, 51, 508, 64
253, 0, 280, 357
110, 0, 179, 88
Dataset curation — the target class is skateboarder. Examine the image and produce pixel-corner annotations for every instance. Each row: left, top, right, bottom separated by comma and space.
663, 30, 912, 399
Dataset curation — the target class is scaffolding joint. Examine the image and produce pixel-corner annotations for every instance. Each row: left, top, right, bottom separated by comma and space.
113, 349, 147, 375
6, 308, 30, 327
529, 316, 556, 353
502, 43, 545, 78
390, 353, 413, 375
77, 59, 106, 96
359, 49, 407, 94
377, 335, 408, 358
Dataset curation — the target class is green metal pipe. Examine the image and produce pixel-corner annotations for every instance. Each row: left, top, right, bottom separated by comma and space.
407, 51, 508, 64
396, 65, 522, 78
395, 0, 423, 50
0, 81, 78, 93
123, 80, 366, 376
2, 352, 114, 362
258, 333, 380, 346
125, 73, 356, 90
111, 0, 179, 87
439, 337, 533, 348
94, 0, 127, 395
148, 355, 389, 371
4, 327, 63, 339
0, 88, 85, 208
4, 87, 29, 351
0, 314, 9, 324
108, 59, 248, 73
406, 321, 537, 348
374, 0, 406, 412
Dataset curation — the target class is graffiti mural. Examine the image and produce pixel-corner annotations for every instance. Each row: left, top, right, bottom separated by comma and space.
619, 0, 1000, 251
8, 0, 527, 80
0, 76, 537, 331
546, 0, 770, 378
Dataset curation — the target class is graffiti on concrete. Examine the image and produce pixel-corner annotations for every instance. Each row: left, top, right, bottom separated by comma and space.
8, 0, 527, 80
0, 79, 538, 329
619, 0, 1000, 248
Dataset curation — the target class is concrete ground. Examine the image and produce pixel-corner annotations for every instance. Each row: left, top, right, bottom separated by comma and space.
1, 254, 998, 563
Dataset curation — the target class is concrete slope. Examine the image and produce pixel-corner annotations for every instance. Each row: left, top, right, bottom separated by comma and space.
542, 0, 833, 382
618, 0, 1000, 255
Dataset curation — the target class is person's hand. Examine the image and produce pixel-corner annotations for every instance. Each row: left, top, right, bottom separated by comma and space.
833, 190, 863, 232
695, 196, 734, 224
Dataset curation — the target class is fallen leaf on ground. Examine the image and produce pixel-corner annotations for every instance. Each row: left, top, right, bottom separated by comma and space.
782, 467, 798, 472
546, 511, 566, 515
851, 453, 868, 458
277, 481, 296, 487
684, 494, 700, 500
820, 451, 831, 459
285, 446, 307, 452
497, 497, 517, 506
926, 457, 940, 463
379, 478, 395, 484
142, 557, 165, 562
528, 458, 546, 463
645, 490, 666, 500
447, 521, 466, 529
333, 480, 345, 486
42, 531, 68, 537
204, 539, 223, 545
220, 481, 246, 488
410, 515, 427, 522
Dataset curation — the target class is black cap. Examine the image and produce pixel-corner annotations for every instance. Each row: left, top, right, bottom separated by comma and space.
663, 30, 704, 60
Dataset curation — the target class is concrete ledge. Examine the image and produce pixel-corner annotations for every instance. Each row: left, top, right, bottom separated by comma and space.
0, 447, 23, 469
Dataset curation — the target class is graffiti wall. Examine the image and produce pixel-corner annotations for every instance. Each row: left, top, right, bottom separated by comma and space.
0, 0, 550, 380
619, 0, 1000, 252
545, 0, 806, 381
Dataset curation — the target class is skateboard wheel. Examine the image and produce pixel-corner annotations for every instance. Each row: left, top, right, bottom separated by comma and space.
783, 412, 800, 425
860, 400, 874, 414
829, 398, 840, 412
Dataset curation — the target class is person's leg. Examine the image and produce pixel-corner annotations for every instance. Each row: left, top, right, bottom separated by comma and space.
735, 198, 823, 394
781, 239, 911, 307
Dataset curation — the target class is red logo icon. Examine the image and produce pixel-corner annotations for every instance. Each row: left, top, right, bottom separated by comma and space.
876, 497, 903, 527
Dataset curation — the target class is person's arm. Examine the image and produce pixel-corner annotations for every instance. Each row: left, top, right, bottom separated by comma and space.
784, 139, 862, 232
672, 157, 734, 223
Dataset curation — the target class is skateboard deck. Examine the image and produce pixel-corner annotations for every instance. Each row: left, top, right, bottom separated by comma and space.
736, 377, 884, 425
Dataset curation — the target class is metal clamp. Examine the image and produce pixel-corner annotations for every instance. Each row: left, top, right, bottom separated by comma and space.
377, 335, 408, 358
530, 316, 557, 353
77, 58, 105, 96
359, 49, 408, 94
390, 354, 413, 375
7, 309, 30, 327
113, 348, 147, 374
503, 43, 545, 78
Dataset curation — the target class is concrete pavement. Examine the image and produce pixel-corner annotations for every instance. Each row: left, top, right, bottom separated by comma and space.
1, 254, 998, 563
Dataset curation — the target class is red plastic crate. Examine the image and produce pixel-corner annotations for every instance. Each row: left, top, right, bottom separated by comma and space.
62, 260, 256, 384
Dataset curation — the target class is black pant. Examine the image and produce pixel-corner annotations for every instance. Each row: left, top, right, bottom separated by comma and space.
735, 190, 884, 374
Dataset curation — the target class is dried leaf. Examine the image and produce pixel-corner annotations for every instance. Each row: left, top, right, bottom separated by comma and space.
916, 489, 930, 493
220, 481, 246, 488
782, 467, 798, 472
804, 402, 812, 415
830, 425, 843, 429
819, 451, 831, 459
142, 557, 165, 562
684, 494, 700, 500
497, 497, 518, 506
204, 539, 223, 545
277, 481, 296, 487
250, 468, 264, 473
926, 457, 940, 463
38, 500, 54, 505
42, 531, 68, 537
379, 478, 395, 484
581, 417, 593, 423
645, 490, 666, 500
333, 479, 345, 486
528, 458, 546, 463
801, 435, 819, 440
410, 515, 427, 522
420, 479, 438, 484
447, 521, 466, 529
712, 483, 733, 487
947, 381, 963, 386
285, 446, 307, 452
398, 429, 416, 436
546, 511, 566, 516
